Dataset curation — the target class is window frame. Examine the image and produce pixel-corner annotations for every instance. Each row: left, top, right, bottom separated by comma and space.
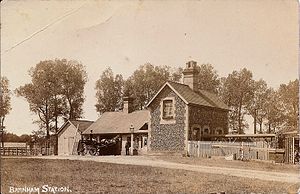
216, 127, 223, 135
162, 99, 174, 119
202, 125, 210, 136
160, 97, 176, 124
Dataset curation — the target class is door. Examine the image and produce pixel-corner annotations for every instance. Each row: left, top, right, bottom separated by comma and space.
68, 137, 74, 154
63, 137, 68, 154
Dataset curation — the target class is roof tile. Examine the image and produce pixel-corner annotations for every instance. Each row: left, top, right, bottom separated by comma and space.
168, 81, 229, 110
82, 110, 149, 134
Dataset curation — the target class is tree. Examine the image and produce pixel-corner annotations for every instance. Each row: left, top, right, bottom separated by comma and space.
263, 88, 283, 133
95, 68, 124, 114
277, 79, 299, 131
16, 59, 87, 140
57, 59, 87, 120
220, 68, 255, 133
95, 64, 180, 114
125, 63, 180, 110
196, 64, 220, 94
0, 76, 12, 129
16, 62, 59, 139
0, 76, 12, 148
245, 79, 268, 134
170, 67, 183, 82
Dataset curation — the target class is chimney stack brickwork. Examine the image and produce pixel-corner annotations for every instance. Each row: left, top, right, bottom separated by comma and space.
182, 60, 199, 91
123, 96, 134, 114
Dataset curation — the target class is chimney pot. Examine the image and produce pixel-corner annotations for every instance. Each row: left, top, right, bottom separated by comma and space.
182, 60, 199, 91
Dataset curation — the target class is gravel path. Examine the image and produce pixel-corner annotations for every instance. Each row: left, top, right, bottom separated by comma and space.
10, 155, 300, 183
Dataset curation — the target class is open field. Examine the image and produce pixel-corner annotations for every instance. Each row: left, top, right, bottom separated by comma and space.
1, 158, 299, 194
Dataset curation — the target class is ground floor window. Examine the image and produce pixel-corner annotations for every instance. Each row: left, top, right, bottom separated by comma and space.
189, 125, 201, 141
215, 127, 224, 135
202, 126, 210, 136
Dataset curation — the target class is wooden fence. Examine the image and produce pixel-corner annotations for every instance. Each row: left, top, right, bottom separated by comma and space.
0, 147, 54, 156
187, 141, 272, 161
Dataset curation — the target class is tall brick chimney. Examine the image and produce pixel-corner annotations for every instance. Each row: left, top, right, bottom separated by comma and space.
123, 96, 133, 114
182, 60, 199, 91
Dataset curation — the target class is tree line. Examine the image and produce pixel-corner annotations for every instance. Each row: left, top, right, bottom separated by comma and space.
0, 59, 298, 140
95, 63, 299, 134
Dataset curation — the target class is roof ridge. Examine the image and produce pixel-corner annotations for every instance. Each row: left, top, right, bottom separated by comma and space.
70, 119, 94, 122
168, 81, 214, 106
167, 80, 189, 87
168, 81, 229, 109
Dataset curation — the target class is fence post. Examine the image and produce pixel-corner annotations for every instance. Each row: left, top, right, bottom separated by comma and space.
197, 141, 200, 157
187, 141, 190, 156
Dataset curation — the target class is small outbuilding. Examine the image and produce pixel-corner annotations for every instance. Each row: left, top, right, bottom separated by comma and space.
57, 120, 93, 155
282, 130, 299, 164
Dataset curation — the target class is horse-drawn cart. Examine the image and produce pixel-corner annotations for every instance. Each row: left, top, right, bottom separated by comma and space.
77, 136, 121, 156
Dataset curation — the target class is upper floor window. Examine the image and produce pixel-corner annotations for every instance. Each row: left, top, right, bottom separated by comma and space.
162, 99, 174, 119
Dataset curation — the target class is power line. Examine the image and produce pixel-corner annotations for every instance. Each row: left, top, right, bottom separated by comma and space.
2, 2, 86, 55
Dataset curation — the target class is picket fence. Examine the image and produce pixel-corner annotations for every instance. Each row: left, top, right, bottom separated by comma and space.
187, 141, 271, 161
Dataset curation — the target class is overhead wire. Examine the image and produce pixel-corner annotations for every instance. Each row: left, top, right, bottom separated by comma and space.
2, 2, 86, 55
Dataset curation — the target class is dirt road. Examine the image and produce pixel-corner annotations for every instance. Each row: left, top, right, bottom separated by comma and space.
13, 155, 300, 184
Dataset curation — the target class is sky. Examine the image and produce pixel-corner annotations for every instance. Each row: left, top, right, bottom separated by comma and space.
1, 0, 298, 135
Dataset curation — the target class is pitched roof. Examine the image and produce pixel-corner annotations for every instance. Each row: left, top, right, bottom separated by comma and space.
57, 120, 94, 135
147, 81, 229, 110
168, 81, 213, 107
69, 120, 94, 133
198, 89, 229, 110
82, 110, 149, 134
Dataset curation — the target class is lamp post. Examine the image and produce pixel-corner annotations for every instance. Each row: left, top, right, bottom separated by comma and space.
130, 125, 134, 156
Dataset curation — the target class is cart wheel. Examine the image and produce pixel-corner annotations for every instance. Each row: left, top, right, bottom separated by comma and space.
89, 149, 97, 156
80, 148, 87, 156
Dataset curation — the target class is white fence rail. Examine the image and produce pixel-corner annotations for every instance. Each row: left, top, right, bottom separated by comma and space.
0, 147, 54, 156
187, 141, 271, 161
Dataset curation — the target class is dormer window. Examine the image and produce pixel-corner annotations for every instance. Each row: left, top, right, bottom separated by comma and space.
163, 100, 174, 119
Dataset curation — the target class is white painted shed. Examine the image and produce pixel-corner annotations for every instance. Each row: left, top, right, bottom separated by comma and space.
57, 120, 93, 155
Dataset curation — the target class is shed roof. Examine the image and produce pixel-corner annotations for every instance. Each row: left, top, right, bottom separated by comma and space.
147, 81, 229, 110
82, 110, 149, 135
57, 120, 93, 135
69, 120, 94, 133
